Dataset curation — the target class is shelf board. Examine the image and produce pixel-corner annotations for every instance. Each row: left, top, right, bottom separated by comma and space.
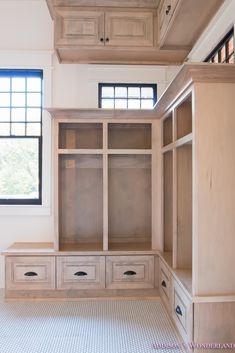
175, 133, 192, 147
108, 242, 152, 252
162, 143, 174, 153
58, 149, 152, 155
107, 149, 152, 155
160, 251, 173, 268
2, 242, 55, 255
59, 243, 103, 252
173, 269, 192, 297
58, 149, 103, 154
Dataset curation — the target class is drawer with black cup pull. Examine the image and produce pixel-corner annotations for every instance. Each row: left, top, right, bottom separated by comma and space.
106, 255, 154, 289
56, 256, 105, 289
6, 256, 55, 290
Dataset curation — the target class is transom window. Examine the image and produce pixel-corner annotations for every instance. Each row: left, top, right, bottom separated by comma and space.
205, 28, 234, 63
0, 69, 43, 204
98, 83, 157, 109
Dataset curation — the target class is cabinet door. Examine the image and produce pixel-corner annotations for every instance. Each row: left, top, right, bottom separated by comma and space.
105, 11, 154, 47
159, 0, 179, 44
55, 8, 105, 46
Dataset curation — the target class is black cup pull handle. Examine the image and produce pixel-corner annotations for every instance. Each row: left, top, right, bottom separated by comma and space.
74, 271, 88, 277
105, 37, 109, 43
124, 270, 136, 276
161, 280, 167, 288
100, 38, 104, 42
175, 305, 183, 316
24, 271, 38, 277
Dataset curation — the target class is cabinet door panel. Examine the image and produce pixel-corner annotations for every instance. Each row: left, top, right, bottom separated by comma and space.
55, 9, 105, 46
159, 0, 179, 43
105, 11, 154, 47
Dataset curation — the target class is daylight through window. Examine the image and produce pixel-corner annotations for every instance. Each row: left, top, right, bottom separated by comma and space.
99, 83, 157, 109
205, 28, 234, 63
0, 70, 43, 204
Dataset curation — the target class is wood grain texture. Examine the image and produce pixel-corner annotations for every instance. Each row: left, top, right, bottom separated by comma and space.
159, 0, 224, 49
56, 256, 105, 289
172, 278, 193, 342
5, 288, 159, 301
59, 154, 103, 248
163, 151, 173, 253
106, 255, 155, 289
6, 257, 56, 291
194, 302, 235, 353
176, 96, 192, 139
176, 144, 192, 270
108, 155, 151, 246
47, 0, 160, 11
154, 63, 235, 119
193, 82, 235, 296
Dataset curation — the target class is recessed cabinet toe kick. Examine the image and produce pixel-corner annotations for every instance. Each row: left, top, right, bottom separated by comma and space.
3, 64, 235, 348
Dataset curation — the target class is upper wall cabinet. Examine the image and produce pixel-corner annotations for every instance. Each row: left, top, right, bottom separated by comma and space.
55, 8, 154, 48
46, 0, 224, 64
158, 0, 224, 49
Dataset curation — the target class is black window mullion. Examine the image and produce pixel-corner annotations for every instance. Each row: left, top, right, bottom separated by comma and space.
98, 83, 157, 109
0, 69, 43, 205
205, 28, 234, 63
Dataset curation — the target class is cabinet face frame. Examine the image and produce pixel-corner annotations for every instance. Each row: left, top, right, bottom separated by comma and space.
52, 118, 160, 253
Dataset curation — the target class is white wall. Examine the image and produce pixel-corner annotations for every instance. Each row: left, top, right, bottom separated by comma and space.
0, 0, 178, 288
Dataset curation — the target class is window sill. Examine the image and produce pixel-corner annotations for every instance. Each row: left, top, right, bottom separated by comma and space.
0, 205, 51, 216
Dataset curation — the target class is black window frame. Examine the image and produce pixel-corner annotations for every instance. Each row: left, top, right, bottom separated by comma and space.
204, 27, 234, 63
0, 69, 43, 205
98, 83, 157, 109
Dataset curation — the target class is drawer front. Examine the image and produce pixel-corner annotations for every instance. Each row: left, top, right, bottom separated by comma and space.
106, 255, 154, 289
159, 259, 171, 311
6, 256, 55, 290
57, 256, 105, 289
172, 280, 193, 341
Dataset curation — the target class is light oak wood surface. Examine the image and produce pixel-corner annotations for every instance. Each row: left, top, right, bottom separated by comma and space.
106, 255, 155, 289
57, 256, 105, 289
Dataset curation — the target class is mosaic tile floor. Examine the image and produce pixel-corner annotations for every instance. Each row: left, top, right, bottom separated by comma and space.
0, 294, 185, 353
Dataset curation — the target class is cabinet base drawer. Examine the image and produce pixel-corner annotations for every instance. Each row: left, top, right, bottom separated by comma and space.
172, 280, 193, 342
57, 256, 105, 289
106, 255, 155, 289
6, 256, 55, 291
159, 259, 171, 311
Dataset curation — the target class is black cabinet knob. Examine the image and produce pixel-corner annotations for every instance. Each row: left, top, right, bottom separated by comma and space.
105, 38, 109, 42
100, 38, 104, 42
166, 5, 171, 15
161, 280, 167, 288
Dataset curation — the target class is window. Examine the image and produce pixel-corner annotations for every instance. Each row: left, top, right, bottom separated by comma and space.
98, 83, 157, 109
0, 70, 43, 204
205, 28, 234, 63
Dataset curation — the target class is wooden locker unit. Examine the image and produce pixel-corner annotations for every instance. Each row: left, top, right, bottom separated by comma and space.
158, 63, 235, 348
3, 63, 235, 348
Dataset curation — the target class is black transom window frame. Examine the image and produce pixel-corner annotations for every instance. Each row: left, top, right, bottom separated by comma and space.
98, 83, 157, 109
